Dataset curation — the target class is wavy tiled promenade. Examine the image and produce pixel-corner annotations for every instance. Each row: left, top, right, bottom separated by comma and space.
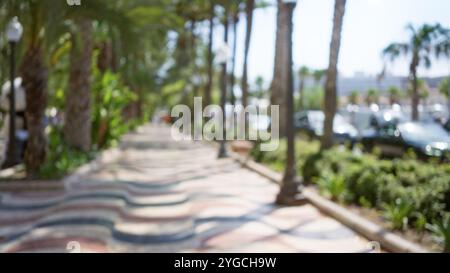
0, 125, 372, 253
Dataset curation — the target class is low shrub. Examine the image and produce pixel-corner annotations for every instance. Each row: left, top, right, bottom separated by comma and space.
427, 214, 450, 253
252, 141, 450, 251
251, 139, 320, 174
39, 127, 95, 179
382, 198, 414, 231
91, 69, 137, 149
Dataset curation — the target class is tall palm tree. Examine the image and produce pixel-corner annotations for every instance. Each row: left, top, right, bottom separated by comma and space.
229, 4, 240, 105
322, 0, 346, 150
271, 0, 289, 136
298, 66, 310, 110
204, 2, 215, 108
408, 78, 429, 107
64, 18, 93, 152
9, 0, 68, 177
64, 0, 132, 151
242, 0, 254, 108
383, 23, 450, 121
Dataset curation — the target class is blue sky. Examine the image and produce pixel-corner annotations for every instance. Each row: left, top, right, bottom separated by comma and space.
212, 0, 450, 84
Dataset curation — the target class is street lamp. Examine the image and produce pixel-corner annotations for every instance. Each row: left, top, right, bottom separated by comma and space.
216, 43, 230, 158
276, 0, 307, 206
2, 17, 23, 169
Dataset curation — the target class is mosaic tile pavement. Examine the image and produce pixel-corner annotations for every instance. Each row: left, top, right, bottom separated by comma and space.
0, 125, 372, 253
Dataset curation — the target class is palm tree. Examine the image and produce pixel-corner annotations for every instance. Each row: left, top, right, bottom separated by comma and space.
271, 0, 289, 136
64, 0, 133, 151
365, 88, 380, 106
313, 69, 326, 87
349, 90, 359, 105
408, 78, 429, 107
11, 0, 68, 177
322, 0, 346, 150
388, 86, 402, 105
383, 23, 450, 121
64, 18, 93, 152
229, 4, 240, 106
242, 0, 254, 108
204, 2, 215, 108
298, 66, 310, 110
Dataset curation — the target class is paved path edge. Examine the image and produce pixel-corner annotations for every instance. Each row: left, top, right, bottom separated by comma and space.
230, 152, 430, 253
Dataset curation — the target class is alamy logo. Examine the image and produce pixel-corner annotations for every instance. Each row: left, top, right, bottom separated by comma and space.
66, 241, 82, 253
66, 0, 81, 6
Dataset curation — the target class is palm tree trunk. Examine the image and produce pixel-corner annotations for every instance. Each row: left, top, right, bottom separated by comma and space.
65, 19, 93, 152
271, 0, 289, 137
230, 12, 239, 106
322, 0, 346, 150
242, 0, 255, 108
204, 4, 214, 107
20, 45, 48, 178
223, 11, 230, 96
97, 41, 113, 73
410, 55, 419, 121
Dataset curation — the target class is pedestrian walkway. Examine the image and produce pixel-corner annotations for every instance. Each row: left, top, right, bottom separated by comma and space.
0, 125, 372, 253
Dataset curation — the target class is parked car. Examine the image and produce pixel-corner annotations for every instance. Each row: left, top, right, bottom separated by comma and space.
295, 111, 358, 144
444, 119, 450, 133
361, 121, 450, 160
368, 109, 408, 129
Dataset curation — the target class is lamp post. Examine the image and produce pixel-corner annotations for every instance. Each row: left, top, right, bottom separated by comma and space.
2, 17, 23, 169
216, 43, 230, 158
276, 0, 307, 206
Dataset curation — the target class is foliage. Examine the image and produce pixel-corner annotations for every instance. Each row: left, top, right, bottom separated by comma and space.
251, 139, 320, 174
427, 214, 450, 253
252, 141, 450, 251
302, 87, 324, 110
382, 198, 413, 231
317, 172, 347, 203
91, 67, 137, 149
383, 24, 450, 68
387, 86, 402, 104
439, 78, 449, 98
365, 88, 380, 105
348, 90, 359, 105
39, 127, 94, 179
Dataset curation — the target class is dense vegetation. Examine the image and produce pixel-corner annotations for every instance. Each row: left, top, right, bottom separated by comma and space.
0, 0, 267, 178
252, 140, 450, 252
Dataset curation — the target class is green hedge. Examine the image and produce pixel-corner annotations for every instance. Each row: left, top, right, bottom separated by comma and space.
251, 139, 450, 251
302, 149, 450, 224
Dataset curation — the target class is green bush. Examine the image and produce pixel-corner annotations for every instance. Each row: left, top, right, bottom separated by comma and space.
39, 127, 95, 179
427, 214, 450, 253
252, 141, 450, 251
317, 172, 347, 203
91, 69, 137, 149
382, 198, 414, 231
251, 139, 320, 174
